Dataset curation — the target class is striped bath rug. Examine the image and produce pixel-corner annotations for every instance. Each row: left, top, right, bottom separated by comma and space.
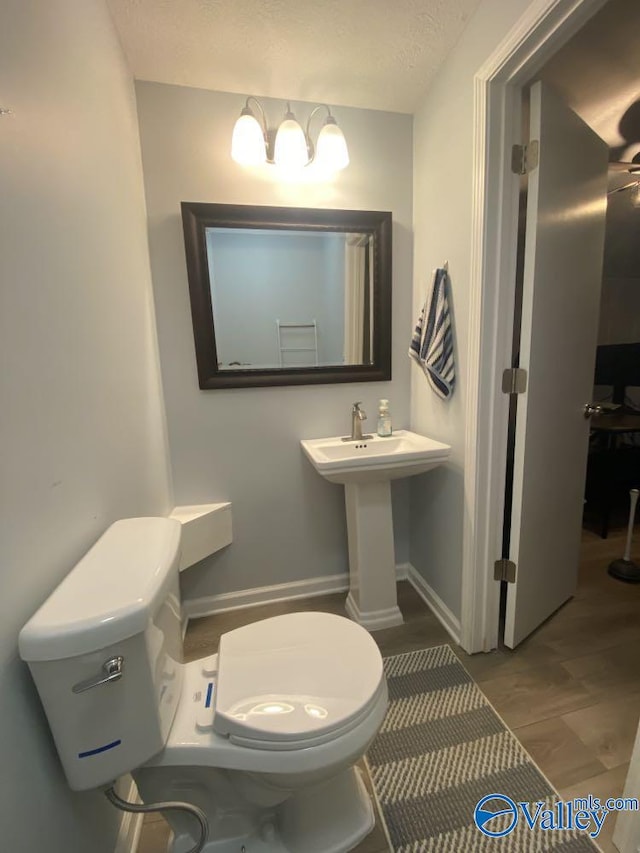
367, 645, 599, 851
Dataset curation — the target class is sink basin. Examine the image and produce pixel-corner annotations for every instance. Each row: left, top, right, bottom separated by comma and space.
301, 429, 451, 484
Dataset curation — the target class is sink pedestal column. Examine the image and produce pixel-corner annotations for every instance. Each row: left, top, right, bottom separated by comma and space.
343, 480, 404, 631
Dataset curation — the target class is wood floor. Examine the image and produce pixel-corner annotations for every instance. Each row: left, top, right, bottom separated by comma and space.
138, 526, 640, 853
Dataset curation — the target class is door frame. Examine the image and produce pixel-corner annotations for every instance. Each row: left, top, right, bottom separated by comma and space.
461, 0, 608, 654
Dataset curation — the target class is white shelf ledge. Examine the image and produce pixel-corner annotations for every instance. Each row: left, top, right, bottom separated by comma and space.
169, 502, 232, 571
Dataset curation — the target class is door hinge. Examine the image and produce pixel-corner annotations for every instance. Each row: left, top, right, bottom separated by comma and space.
494, 559, 517, 583
511, 140, 539, 175
502, 367, 527, 395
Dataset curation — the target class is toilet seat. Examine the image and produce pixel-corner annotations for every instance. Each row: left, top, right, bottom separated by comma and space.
146, 655, 388, 774
213, 612, 384, 749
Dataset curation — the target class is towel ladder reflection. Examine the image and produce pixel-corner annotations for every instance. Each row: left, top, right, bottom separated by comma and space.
276, 320, 319, 368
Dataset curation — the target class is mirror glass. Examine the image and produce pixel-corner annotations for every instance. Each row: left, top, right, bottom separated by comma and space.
181, 204, 391, 389
207, 228, 374, 370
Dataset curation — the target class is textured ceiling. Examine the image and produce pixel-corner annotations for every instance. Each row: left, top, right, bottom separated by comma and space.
106, 0, 483, 114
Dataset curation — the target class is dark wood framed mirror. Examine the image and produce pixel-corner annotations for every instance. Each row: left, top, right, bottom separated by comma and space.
181, 202, 392, 389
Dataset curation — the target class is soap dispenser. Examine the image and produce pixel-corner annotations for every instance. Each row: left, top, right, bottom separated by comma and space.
377, 399, 392, 437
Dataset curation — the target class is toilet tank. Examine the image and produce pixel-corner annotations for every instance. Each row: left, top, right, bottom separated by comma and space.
19, 517, 183, 791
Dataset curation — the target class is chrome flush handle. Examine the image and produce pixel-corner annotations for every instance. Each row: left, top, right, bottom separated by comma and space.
72, 656, 124, 694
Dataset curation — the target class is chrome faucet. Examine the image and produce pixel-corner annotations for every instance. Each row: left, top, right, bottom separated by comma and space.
343, 402, 372, 442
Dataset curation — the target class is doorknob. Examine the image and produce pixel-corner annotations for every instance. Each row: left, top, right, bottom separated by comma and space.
583, 403, 602, 419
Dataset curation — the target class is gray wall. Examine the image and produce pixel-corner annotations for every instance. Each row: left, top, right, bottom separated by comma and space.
598, 187, 640, 347
598, 277, 640, 346
1, 1, 172, 850
135, 82, 413, 601
410, 0, 534, 618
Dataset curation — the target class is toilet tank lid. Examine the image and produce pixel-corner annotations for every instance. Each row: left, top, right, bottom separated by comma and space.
19, 517, 182, 662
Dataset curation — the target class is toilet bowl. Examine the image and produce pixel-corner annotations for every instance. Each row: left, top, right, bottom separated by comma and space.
18, 518, 388, 853
136, 612, 387, 853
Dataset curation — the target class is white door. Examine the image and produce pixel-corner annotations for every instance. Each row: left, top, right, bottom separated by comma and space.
504, 81, 609, 649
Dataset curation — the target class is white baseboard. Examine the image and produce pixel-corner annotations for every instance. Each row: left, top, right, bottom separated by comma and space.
406, 563, 461, 645
182, 564, 410, 622
395, 561, 410, 581
183, 573, 349, 621
113, 777, 143, 853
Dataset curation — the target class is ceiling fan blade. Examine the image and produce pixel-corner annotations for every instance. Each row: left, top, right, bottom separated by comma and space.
608, 161, 640, 172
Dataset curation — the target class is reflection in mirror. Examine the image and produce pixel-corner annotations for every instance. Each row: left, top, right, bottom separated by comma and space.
206, 228, 374, 370
181, 203, 391, 389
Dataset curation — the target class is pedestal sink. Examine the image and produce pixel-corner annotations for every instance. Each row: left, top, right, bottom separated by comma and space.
301, 430, 451, 631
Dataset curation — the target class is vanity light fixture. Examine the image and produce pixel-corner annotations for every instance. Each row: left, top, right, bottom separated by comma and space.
231, 97, 349, 171
231, 97, 268, 165
273, 103, 309, 169
306, 104, 350, 171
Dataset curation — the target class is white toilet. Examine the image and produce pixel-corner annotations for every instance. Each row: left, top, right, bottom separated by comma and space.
19, 517, 388, 853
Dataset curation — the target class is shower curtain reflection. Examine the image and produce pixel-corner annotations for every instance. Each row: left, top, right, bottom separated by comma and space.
344, 235, 372, 364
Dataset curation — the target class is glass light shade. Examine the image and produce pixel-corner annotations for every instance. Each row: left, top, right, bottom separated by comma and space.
231, 112, 267, 165
316, 119, 349, 171
274, 114, 309, 168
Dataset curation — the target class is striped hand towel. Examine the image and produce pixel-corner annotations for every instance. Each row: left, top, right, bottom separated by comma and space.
409, 267, 455, 399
